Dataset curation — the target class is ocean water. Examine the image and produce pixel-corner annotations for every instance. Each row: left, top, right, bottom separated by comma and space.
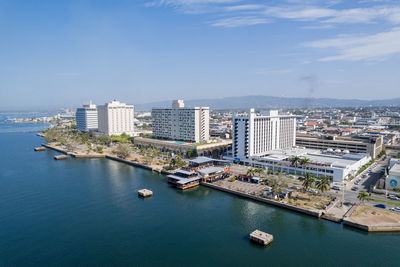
0, 123, 399, 266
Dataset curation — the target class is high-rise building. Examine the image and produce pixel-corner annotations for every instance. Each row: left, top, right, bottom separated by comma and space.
232, 109, 296, 159
97, 100, 134, 136
75, 101, 98, 132
152, 100, 210, 143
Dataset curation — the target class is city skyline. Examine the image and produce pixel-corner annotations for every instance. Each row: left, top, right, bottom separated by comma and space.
1, 0, 400, 109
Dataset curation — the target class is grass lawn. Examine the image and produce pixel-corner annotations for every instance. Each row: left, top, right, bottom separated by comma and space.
369, 198, 400, 207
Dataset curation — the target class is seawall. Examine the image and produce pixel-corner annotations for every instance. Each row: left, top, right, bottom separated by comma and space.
201, 182, 322, 218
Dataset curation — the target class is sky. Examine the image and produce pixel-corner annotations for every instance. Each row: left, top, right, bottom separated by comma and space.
1, 0, 400, 110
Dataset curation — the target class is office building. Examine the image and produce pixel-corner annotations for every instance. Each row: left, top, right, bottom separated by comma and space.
235, 147, 370, 183
232, 109, 296, 159
75, 101, 98, 132
97, 100, 134, 136
296, 134, 383, 158
152, 100, 210, 143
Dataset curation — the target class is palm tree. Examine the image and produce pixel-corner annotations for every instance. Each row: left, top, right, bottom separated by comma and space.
255, 167, 265, 177
315, 176, 331, 193
290, 156, 301, 167
302, 172, 314, 190
247, 168, 256, 177
358, 191, 369, 204
299, 157, 310, 174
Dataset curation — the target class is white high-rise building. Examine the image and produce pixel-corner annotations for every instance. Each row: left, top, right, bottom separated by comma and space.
152, 100, 210, 143
232, 109, 296, 159
76, 101, 98, 132
97, 100, 134, 136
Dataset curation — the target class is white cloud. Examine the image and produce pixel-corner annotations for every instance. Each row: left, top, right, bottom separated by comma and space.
148, 0, 400, 28
211, 16, 271, 27
304, 27, 400, 61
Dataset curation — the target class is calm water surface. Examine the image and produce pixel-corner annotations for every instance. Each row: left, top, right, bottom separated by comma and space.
0, 123, 399, 266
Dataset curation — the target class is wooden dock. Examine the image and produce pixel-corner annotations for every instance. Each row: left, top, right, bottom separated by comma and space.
54, 155, 68, 160
34, 147, 46, 151
250, 230, 273, 246
138, 189, 153, 198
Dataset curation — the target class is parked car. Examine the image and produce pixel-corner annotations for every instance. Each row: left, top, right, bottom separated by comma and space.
374, 204, 386, 209
351, 186, 358, 191
354, 181, 360, 185
388, 195, 399, 200
297, 176, 305, 181
308, 189, 319, 195
331, 186, 341, 191
389, 207, 400, 212
290, 185, 301, 190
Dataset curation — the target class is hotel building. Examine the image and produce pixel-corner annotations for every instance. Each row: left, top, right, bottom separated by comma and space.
152, 100, 210, 143
97, 100, 135, 136
232, 109, 296, 159
75, 102, 98, 132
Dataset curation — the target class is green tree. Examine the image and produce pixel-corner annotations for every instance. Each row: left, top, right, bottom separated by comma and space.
302, 172, 314, 190
247, 168, 256, 177
358, 191, 369, 204
96, 146, 103, 153
187, 149, 198, 158
114, 144, 131, 159
315, 176, 331, 193
254, 167, 265, 177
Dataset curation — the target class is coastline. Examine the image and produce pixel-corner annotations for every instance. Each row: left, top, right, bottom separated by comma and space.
40, 142, 400, 233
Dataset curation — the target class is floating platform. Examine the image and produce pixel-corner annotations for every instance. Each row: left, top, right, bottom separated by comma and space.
54, 155, 68, 160
34, 147, 46, 151
138, 189, 153, 197
250, 230, 273, 246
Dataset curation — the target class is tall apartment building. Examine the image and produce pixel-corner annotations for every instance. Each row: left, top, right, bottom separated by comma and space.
295, 134, 383, 158
97, 100, 134, 136
232, 109, 296, 159
152, 100, 210, 143
75, 102, 98, 132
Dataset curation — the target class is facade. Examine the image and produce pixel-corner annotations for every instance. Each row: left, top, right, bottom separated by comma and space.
97, 100, 134, 136
296, 134, 383, 158
152, 100, 210, 143
229, 147, 370, 183
75, 102, 98, 132
386, 163, 400, 190
232, 109, 296, 159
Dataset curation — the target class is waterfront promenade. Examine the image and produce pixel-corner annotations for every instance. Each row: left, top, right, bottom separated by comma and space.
40, 141, 400, 232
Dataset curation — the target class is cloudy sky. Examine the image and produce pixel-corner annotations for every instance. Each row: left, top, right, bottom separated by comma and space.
1, 0, 400, 109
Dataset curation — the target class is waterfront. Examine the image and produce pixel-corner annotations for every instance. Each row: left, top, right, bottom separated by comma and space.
1, 124, 400, 266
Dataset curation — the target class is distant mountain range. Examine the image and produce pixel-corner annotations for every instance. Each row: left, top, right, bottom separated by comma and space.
134, 95, 400, 111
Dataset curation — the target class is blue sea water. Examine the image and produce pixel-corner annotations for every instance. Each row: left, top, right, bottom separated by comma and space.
0, 123, 399, 266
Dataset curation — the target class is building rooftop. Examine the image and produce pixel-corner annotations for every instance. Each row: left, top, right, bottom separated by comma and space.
390, 164, 400, 176
257, 147, 369, 169
198, 167, 225, 176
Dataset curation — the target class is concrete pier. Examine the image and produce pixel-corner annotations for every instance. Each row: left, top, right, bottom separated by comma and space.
34, 147, 46, 151
250, 230, 273, 246
138, 189, 153, 198
54, 155, 68, 160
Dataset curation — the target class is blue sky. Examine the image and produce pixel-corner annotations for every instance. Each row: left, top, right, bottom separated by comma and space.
1, 0, 400, 109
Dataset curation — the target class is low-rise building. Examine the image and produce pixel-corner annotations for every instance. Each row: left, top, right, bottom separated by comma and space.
226, 147, 371, 183
296, 134, 383, 158
386, 163, 400, 190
